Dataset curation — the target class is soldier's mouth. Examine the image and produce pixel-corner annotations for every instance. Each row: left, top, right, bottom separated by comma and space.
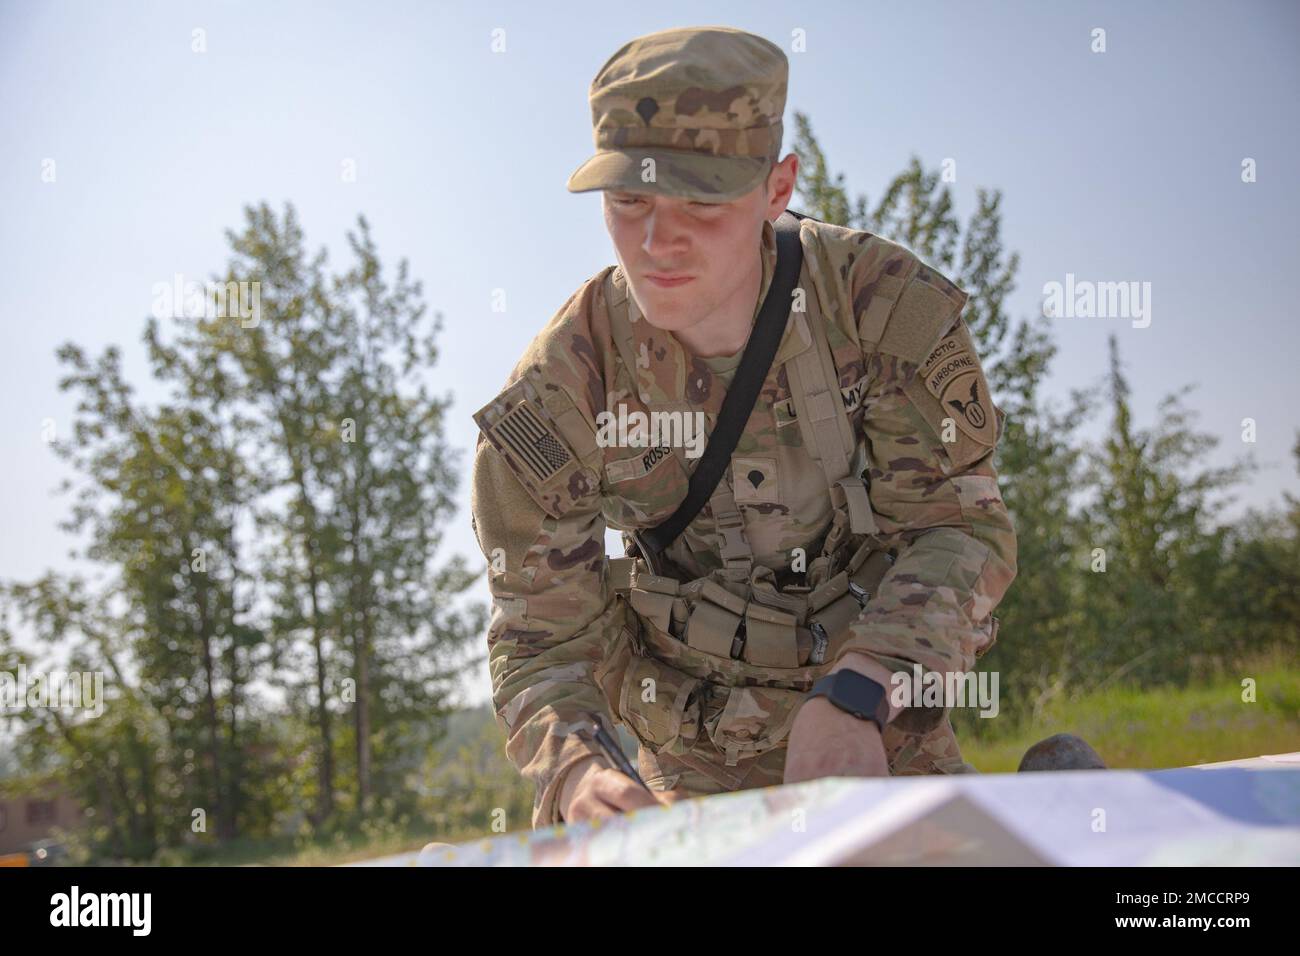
646, 275, 695, 288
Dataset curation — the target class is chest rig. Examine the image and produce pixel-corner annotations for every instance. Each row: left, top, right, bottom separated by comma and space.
594, 214, 909, 772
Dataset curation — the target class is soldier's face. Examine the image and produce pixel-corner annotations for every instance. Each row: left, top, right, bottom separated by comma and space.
602, 182, 771, 334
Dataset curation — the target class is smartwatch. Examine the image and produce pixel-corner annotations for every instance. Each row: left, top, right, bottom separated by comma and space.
806, 669, 891, 732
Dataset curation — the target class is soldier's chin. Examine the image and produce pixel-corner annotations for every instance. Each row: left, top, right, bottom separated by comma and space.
637, 296, 705, 331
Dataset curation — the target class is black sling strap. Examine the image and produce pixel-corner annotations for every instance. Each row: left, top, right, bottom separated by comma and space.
630, 209, 807, 576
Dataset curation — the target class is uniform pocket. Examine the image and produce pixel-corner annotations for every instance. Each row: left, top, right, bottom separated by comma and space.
617, 654, 703, 754
594, 620, 638, 712
704, 685, 806, 766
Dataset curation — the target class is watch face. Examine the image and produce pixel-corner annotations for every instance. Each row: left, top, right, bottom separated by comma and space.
828, 670, 889, 727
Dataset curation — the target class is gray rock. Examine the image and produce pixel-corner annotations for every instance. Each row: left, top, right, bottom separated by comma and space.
1018, 733, 1107, 771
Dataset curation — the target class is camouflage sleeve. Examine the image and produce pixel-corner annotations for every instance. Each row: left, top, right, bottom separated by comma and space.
836, 309, 1018, 735
470, 370, 626, 829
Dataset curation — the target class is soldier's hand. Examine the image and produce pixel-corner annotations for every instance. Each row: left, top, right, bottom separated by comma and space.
782, 697, 890, 784
558, 755, 677, 823
655, 787, 691, 806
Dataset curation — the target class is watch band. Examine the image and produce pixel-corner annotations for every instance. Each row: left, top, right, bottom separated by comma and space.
806, 669, 892, 732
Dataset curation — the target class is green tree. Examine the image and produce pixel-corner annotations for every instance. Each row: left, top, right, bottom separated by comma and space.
1, 573, 164, 859
3, 202, 484, 858
1211, 436, 1300, 661
53, 344, 264, 841
1077, 336, 1255, 690
149, 202, 484, 821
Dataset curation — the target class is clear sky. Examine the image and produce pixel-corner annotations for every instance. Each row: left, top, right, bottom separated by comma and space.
2, 0, 1297, 708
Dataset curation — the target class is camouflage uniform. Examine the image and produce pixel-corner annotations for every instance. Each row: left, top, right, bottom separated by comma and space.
470, 27, 1018, 828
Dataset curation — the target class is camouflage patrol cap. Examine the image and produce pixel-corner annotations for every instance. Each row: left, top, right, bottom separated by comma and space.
566, 25, 787, 202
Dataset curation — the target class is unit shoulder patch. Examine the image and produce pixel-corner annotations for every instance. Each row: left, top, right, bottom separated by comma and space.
917, 322, 997, 448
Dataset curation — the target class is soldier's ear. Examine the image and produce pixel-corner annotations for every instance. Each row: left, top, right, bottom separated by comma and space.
765, 153, 797, 209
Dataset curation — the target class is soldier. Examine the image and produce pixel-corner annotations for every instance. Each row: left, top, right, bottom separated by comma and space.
470, 25, 1018, 829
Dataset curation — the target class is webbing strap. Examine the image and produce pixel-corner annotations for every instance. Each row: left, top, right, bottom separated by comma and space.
778, 212, 885, 571
603, 270, 644, 399
835, 476, 878, 535
783, 289, 858, 491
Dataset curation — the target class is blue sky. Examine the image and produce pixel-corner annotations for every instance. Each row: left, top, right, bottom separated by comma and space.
2, 0, 1297, 707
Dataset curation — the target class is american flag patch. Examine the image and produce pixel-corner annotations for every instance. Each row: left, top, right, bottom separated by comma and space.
490, 400, 572, 482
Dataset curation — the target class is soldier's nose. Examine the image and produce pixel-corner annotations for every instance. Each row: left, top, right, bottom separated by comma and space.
640, 209, 689, 261
639, 208, 660, 256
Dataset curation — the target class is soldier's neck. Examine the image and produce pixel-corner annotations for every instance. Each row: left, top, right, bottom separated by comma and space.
672, 247, 763, 360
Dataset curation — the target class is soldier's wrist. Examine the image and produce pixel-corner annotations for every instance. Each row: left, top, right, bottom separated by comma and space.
557, 754, 607, 821
829, 651, 903, 725
797, 694, 884, 739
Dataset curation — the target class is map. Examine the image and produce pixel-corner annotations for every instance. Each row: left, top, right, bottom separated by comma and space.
406, 754, 1300, 866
